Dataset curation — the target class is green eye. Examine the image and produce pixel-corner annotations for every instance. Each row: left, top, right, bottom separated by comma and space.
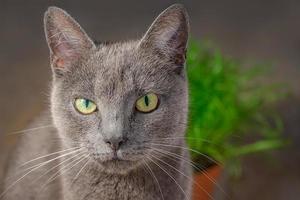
135, 93, 159, 113
74, 98, 97, 115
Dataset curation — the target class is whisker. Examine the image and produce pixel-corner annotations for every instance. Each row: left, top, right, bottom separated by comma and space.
50, 138, 81, 143
40, 154, 89, 190
152, 146, 207, 171
5, 125, 54, 136
1, 166, 42, 198
49, 140, 82, 146
151, 137, 217, 145
151, 152, 214, 200
0, 148, 82, 199
149, 142, 222, 166
34, 151, 87, 183
18, 148, 83, 174
152, 148, 227, 199
71, 157, 91, 184
142, 160, 165, 200
145, 155, 189, 200
5, 148, 83, 183
19, 147, 80, 168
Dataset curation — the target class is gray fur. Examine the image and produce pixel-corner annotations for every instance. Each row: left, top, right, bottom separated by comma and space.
3, 4, 192, 200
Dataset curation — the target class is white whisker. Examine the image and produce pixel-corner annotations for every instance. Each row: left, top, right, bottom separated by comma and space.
145, 155, 189, 200
19, 146, 80, 168
150, 142, 221, 166
152, 150, 214, 200
0, 149, 82, 199
5, 125, 54, 136
151, 137, 217, 145
19, 149, 83, 173
71, 157, 91, 184
40, 154, 88, 190
143, 160, 165, 200
151, 147, 228, 198
34, 151, 87, 183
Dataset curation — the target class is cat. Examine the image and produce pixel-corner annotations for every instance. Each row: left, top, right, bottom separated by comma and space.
3, 4, 192, 200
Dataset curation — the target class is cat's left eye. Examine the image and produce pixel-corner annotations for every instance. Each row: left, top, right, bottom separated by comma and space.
74, 98, 97, 115
135, 93, 159, 113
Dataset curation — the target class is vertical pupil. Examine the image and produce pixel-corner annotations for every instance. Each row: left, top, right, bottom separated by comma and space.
144, 95, 149, 106
84, 99, 89, 108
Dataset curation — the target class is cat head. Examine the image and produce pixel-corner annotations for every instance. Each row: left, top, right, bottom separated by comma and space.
44, 4, 189, 174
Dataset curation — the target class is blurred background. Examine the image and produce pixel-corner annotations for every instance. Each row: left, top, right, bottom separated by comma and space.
0, 0, 299, 199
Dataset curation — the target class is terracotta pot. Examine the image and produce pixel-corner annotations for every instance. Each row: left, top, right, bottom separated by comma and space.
192, 165, 222, 200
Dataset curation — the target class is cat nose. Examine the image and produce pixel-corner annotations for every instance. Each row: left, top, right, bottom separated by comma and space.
104, 136, 127, 151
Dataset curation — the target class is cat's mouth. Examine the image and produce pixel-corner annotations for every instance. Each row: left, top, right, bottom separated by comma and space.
111, 154, 126, 161
105, 153, 129, 162
95, 154, 140, 174
102, 157, 131, 165
89, 149, 146, 174
91, 150, 137, 163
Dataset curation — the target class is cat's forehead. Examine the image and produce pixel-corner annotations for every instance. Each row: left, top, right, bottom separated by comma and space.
90, 42, 135, 100
94, 41, 138, 68
69, 40, 175, 104
80, 41, 162, 101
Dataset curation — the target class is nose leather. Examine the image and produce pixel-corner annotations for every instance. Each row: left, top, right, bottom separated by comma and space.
104, 136, 127, 151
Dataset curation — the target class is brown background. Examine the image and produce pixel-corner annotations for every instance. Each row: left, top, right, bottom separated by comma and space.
0, 0, 300, 199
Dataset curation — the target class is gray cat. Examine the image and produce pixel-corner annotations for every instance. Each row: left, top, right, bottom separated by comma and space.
3, 4, 192, 200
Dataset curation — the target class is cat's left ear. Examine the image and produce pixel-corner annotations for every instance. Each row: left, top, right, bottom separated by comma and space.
44, 7, 95, 76
139, 4, 189, 67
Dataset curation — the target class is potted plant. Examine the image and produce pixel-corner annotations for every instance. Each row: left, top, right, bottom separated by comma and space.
186, 41, 285, 199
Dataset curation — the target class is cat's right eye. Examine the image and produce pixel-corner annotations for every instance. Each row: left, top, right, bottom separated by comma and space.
74, 98, 97, 115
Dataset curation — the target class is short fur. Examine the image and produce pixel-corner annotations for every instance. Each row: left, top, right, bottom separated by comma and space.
3, 4, 192, 200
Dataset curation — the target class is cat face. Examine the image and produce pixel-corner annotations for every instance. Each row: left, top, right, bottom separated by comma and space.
44, 4, 189, 174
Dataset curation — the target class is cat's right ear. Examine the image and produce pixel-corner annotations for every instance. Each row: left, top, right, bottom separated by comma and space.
44, 7, 95, 76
